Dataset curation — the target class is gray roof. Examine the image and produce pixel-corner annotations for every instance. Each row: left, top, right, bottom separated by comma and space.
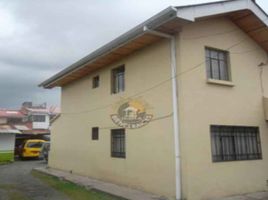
39, 6, 178, 88
40, 0, 263, 88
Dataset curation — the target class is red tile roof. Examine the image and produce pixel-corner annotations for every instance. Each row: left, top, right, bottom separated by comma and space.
0, 125, 21, 134
0, 110, 25, 118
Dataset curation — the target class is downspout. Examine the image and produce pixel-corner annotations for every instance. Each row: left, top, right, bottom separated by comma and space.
143, 25, 182, 200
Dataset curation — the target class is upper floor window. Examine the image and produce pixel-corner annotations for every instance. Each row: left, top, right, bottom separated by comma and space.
111, 65, 125, 94
92, 75, 99, 89
32, 115, 46, 122
210, 125, 262, 162
205, 48, 230, 81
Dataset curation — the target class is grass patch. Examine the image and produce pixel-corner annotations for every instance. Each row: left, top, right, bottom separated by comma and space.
0, 184, 30, 200
0, 184, 17, 190
9, 191, 30, 200
0, 152, 14, 162
32, 171, 126, 200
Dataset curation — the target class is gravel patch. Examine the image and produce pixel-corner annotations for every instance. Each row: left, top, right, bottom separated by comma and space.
0, 160, 70, 200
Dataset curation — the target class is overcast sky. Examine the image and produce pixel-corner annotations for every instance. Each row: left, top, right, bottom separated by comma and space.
0, 0, 267, 109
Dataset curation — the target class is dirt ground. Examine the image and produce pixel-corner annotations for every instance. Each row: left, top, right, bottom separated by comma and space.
0, 160, 70, 200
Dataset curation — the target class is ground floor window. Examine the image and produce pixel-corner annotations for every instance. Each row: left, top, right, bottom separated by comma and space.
111, 129, 125, 158
210, 125, 262, 162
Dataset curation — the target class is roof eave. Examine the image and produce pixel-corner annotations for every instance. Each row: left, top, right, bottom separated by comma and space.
176, 0, 268, 23
40, 0, 268, 89
39, 6, 179, 88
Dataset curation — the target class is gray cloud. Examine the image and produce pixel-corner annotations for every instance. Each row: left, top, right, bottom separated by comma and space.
0, 0, 266, 108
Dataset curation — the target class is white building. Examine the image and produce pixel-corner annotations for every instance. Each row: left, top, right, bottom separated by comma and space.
0, 125, 20, 162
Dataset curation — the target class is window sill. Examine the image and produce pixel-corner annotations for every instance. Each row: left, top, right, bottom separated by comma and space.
207, 79, 235, 87
111, 91, 125, 95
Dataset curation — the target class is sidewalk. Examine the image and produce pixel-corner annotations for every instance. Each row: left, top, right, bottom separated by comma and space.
33, 167, 163, 200
33, 167, 268, 200
215, 191, 268, 200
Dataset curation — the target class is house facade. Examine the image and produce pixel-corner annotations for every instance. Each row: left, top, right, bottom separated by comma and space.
0, 102, 59, 156
40, 0, 268, 200
0, 126, 20, 163
25, 108, 50, 130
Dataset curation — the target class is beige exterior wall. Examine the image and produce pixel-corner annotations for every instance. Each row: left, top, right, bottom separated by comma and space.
178, 17, 268, 200
50, 40, 177, 198
264, 97, 268, 120
50, 16, 268, 200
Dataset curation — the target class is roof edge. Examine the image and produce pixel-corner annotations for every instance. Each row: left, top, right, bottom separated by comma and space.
176, 0, 268, 23
39, 6, 178, 88
40, 0, 268, 89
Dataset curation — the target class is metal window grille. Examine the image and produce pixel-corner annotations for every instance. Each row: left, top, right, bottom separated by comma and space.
8, 118, 22, 123
210, 125, 262, 162
111, 129, 125, 158
112, 65, 125, 94
32, 115, 46, 122
92, 127, 99, 140
205, 48, 230, 81
92, 76, 99, 88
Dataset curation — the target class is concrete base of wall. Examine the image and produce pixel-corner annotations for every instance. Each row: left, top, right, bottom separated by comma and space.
33, 167, 164, 200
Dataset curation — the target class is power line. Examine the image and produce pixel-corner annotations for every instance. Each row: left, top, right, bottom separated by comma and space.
61, 37, 251, 115
230, 47, 261, 54
182, 29, 238, 40
98, 113, 173, 130
182, 13, 268, 40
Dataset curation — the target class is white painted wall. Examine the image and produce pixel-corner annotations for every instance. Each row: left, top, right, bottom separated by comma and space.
0, 118, 7, 124
0, 134, 15, 151
32, 114, 50, 129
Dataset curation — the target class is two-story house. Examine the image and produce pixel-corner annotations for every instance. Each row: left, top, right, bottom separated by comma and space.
16, 102, 51, 143
40, 0, 268, 199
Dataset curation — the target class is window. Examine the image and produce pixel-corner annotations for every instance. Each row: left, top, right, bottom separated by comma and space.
92, 127, 99, 140
112, 65, 125, 94
205, 48, 230, 81
32, 115, 46, 122
26, 142, 43, 148
7, 118, 22, 124
92, 76, 99, 89
210, 125, 262, 162
111, 129, 125, 158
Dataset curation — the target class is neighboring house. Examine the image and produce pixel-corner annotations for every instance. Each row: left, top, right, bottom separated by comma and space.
40, 1, 268, 200
0, 125, 20, 162
25, 108, 50, 130
0, 102, 59, 155
16, 102, 53, 144
0, 110, 25, 125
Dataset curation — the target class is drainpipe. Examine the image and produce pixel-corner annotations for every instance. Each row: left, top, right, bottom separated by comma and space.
143, 26, 181, 200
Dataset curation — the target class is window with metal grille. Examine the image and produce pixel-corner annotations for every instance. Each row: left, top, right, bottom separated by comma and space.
111, 65, 125, 94
111, 129, 125, 158
210, 125, 262, 162
7, 118, 23, 124
92, 76, 99, 89
205, 48, 230, 81
92, 127, 99, 140
32, 115, 46, 122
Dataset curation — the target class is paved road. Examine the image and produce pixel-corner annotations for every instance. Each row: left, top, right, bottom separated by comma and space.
0, 160, 70, 200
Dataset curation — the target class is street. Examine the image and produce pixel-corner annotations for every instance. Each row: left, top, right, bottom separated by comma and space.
0, 160, 69, 200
